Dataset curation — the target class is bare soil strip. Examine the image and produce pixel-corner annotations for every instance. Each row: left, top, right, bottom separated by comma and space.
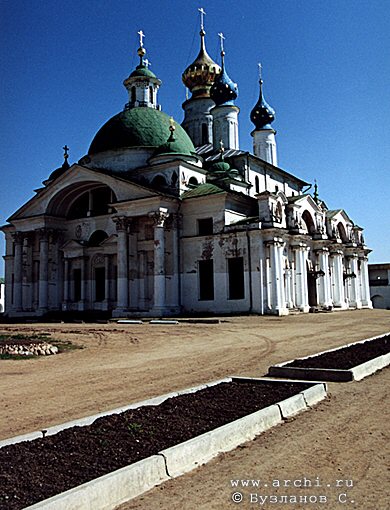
1, 380, 313, 509
285, 334, 389, 369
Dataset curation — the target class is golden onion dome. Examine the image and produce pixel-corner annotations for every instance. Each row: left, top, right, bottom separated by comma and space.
182, 29, 221, 99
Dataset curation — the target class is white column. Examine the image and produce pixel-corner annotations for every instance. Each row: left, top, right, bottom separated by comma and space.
330, 250, 346, 308
170, 214, 181, 311
293, 244, 310, 312
269, 238, 287, 315
348, 255, 362, 309
25, 234, 34, 310
12, 232, 23, 311
359, 256, 372, 308
4, 255, 13, 314
151, 209, 169, 313
114, 217, 129, 313
138, 251, 146, 309
38, 229, 49, 312
285, 268, 293, 308
63, 259, 70, 309
80, 256, 87, 308
316, 248, 332, 307
104, 254, 110, 308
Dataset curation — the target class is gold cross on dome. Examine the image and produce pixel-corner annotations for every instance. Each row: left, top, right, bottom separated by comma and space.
198, 7, 206, 30
63, 145, 69, 158
138, 30, 145, 47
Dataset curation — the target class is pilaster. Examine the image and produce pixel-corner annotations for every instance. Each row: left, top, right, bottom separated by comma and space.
292, 243, 310, 312
113, 216, 130, 314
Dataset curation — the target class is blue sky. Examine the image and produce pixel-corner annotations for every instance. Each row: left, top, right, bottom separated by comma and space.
1, 0, 389, 271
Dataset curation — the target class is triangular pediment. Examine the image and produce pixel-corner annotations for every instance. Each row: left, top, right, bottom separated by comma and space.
288, 194, 322, 213
61, 239, 85, 250
100, 234, 117, 246
326, 209, 353, 224
7, 164, 162, 222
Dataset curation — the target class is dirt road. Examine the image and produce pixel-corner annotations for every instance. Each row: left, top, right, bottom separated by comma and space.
0, 309, 389, 509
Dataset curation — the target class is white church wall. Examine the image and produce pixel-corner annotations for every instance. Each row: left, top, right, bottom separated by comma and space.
181, 230, 252, 314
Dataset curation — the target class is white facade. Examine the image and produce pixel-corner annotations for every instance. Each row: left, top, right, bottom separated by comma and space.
369, 264, 390, 309
1, 27, 373, 318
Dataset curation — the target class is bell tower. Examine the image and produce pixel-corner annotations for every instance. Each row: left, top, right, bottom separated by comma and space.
181, 8, 221, 147
250, 64, 278, 166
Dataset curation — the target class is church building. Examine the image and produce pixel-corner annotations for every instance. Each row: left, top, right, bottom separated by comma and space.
1, 18, 372, 318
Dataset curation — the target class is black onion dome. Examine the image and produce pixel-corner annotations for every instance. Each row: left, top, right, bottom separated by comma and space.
250, 79, 275, 130
210, 54, 238, 106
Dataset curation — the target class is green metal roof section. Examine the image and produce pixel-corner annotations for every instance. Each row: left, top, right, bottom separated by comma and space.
129, 64, 157, 79
181, 183, 225, 200
88, 108, 195, 155
0, 277, 4, 284
287, 193, 310, 203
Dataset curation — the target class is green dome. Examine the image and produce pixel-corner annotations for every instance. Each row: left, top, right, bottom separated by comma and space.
129, 64, 157, 79
89, 108, 195, 155
210, 161, 231, 173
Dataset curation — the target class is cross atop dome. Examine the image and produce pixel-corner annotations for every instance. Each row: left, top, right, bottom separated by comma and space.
123, 31, 161, 110
138, 30, 145, 47
198, 7, 206, 31
182, 9, 221, 99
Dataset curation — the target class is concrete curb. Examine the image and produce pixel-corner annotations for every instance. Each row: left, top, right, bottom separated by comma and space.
6, 378, 327, 510
268, 332, 390, 382
160, 404, 282, 477
24, 455, 169, 510
351, 352, 390, 381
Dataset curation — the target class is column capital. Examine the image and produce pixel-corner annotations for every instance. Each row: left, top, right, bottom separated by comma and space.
265, 236, 284, 247
291, 242, 309, 251
11, 231, 24, 244
149, 208, 169, 228
35, 227, 53, 241
314, 246, 329, 255
113, 216, 131, 232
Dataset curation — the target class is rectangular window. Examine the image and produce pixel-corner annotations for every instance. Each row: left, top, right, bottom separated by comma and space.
73, 268, 82, 302
198, 218, 213, 236
95, 267, 105, 302
199, 259, 214, 300
228, 257, 245, 300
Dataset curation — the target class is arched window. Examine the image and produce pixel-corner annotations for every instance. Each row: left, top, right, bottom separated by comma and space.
66, 186, 116, 219
337, 222, 348, 242
275, 202, 283, 222
151, 175, 167, 188
301, 210, 316, 234
131, 86, 136, 103
149, 86, 154, 104
88, 230, 108, 247
188, 176, 198, 187
255, 176, 259, 194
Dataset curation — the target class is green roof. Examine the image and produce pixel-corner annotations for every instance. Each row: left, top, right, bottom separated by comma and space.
89, 108, 195, 156
181, 183, 225, 200
129, 64, 157, 79
0, 278, 4, 284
